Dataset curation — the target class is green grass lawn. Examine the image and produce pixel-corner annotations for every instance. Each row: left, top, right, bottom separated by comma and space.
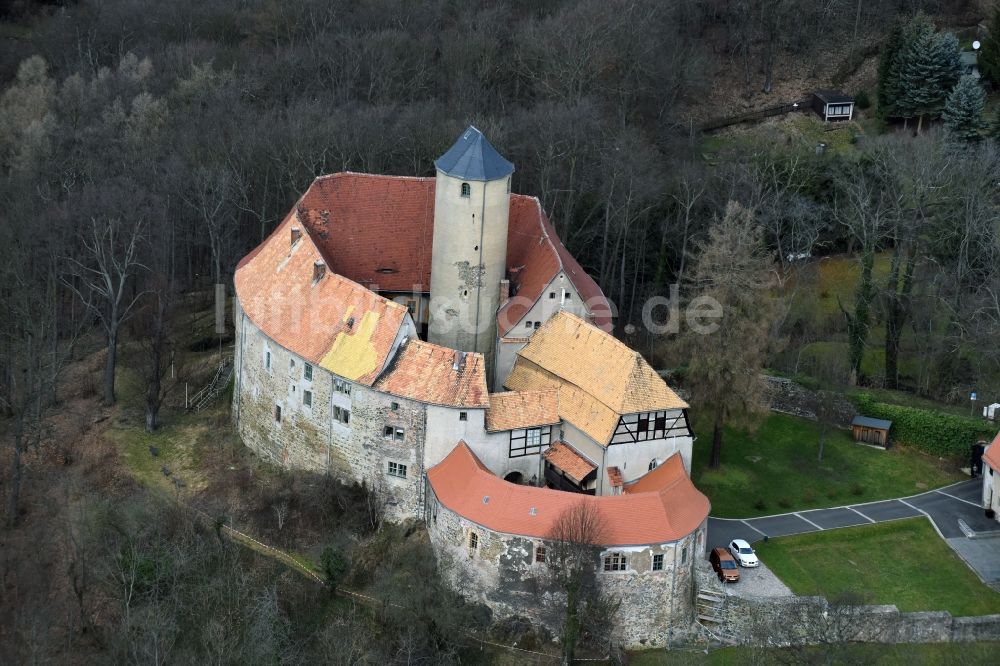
627, 641, 1000, 666
691, 412, 961, 518
756, 519, 1000, 617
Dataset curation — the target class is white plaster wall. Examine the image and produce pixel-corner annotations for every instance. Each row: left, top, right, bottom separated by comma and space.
428, 172, 511, 365
508, 274, 589, 335
606, 436, 694, 484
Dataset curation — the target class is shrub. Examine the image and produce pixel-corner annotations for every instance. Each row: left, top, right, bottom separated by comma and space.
778, 497, 792, 509
852, 393, 994, 458
802, 489, 816, 504
855, 90, 871, 110
826, 488, 839, 500
321, 546, 347, 588
850, 482, 865, 496
754, 499, 768, 511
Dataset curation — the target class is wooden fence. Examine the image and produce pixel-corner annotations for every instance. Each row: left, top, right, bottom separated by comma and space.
699, 99, 810, 132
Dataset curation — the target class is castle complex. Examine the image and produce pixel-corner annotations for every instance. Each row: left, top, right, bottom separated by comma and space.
231, 127, 711, 647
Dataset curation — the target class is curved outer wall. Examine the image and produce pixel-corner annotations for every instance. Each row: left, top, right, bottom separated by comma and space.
231, 300, 426, 520
428, 171, 511, 373
425, 488, 706, 649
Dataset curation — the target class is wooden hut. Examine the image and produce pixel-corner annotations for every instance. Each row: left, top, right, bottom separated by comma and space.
811, 91, 854, 122
851, 415, 892, 448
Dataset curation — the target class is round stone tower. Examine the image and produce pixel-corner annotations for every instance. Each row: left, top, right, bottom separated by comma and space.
428, 126, 514, 376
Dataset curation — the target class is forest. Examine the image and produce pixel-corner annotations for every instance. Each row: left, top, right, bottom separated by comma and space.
2, 0, 1000, 663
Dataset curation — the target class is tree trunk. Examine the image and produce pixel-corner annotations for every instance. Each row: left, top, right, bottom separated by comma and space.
709, 408, 724, 469
6, 427, 24, 528
104, 327, 118, 405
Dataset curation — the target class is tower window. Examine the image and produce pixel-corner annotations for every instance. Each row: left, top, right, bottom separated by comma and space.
461, 182, 471, 197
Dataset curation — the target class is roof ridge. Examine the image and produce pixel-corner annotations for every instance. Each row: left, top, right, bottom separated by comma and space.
314, 172, 436, 183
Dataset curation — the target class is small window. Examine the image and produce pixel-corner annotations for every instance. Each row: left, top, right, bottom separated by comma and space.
648, 459, 658, 471
459, 411, 468, 421
289, 358, 296, 371
549, 292, 556, 299
265, 350, 271, 371
303, 390, 313, 408
469, 532, 478, 550
304, 364, 313, 381
384, 426, 404, 441
525, 321, 533, 328
334, 378, 352, 395
274, 404, 282, 423
652, 554, 664, 571
333, 405, 350, 424
535, 546, 546, 563
526, 428, 541, 447
638, 416, 649, 432
387, 461, 407, 478
391, 402, 399, 411
533, 322, 540, 330
603, 553, 628, 572
461, 182, 471, 197
682, 547, 688, 564
654, 415, 666, 431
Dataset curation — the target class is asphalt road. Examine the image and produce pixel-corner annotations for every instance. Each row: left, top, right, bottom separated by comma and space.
707, 479, 997, 549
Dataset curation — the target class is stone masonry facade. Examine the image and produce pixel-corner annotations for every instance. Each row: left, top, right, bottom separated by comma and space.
425, 486, 705, 648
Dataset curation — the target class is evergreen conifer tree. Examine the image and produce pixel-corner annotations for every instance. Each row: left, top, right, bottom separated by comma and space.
943, 75, 987, 142
900, 24, 961, 132
979, 8, 1000, 84
877, 22, 905, 120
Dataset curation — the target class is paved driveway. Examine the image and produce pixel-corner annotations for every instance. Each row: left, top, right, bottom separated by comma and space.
707, 479, 1000, 583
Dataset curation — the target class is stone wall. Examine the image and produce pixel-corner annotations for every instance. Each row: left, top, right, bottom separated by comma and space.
722, 594, 1000, 646
762, 375, 857, 425
232, 305, 426, 520
425, 488, 705, 649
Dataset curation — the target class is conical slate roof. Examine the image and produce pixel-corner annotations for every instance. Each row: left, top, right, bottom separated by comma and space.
434, 126, 514, 182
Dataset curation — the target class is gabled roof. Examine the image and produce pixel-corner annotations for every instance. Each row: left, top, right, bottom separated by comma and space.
544, 441, 597, 484
814, 90, 853, 104
434, 126, 514, 182
983, 432, 1000, 471
234, 213, 407, 386
427, 443, 710, 547
506, 312, 687, 443
374, 339, 489, 408
485, 390, 560, 432
624, 454, 687, 494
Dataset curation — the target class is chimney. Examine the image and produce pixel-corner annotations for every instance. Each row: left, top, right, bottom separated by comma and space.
313, 260, 326, 283
291, 226, 302, 247
499, 279, 510, 306
452, 350, 466, 372
346, 316, 355, 330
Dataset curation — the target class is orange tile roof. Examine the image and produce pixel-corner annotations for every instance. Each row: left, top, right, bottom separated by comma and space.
505, 312, 686, 444
543, 441, 597, 483
624, 454, 687, 494
485, 390, 560, 432
234, 212, 407, 385
984, 431, 1000, 470
428, 443, 710, 547
374, 339, 489, 408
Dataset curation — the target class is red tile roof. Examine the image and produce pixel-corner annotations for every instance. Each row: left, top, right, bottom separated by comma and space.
624, 454, 687, 495
984, 432, 1000, 470
428, 443, 710, 546
607, 466, 624, 488
374, 339, 489, 408
299, 173, 435, 292
234, 212, 407, 385
290, 173, 610, 333
543, 441, 597, 483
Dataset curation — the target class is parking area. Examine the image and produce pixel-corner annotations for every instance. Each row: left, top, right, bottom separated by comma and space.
706, 479, 1000, 585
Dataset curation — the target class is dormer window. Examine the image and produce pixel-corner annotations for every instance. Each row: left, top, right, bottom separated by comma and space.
461, 182, 471, 197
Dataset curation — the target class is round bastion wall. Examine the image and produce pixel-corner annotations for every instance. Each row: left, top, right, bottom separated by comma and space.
425, 487, 706, 648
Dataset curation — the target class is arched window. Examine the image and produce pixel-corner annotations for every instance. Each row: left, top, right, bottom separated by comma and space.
461, 182, 471, 197
648, 459, 658, 471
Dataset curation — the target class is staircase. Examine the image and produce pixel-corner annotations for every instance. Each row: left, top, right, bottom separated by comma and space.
695, 587, 737, 645
188, 358, 233, 412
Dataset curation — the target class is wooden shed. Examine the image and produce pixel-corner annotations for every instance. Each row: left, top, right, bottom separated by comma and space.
811, 90, 854, 122
852, 415, 892, 448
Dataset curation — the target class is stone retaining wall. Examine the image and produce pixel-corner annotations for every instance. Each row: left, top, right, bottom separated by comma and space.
762, 375, 858, 425
722, 594, 1000, 646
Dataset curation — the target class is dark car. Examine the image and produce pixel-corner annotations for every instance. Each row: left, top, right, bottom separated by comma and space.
710, 547, 740, 583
